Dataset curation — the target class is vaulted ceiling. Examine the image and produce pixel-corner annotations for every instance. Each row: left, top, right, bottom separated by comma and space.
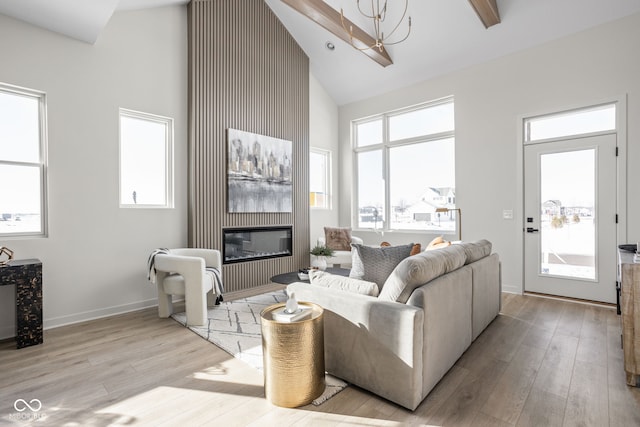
1, 0, 639, 105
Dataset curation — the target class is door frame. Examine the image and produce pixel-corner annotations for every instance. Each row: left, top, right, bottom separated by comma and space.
513, 95, 627, 295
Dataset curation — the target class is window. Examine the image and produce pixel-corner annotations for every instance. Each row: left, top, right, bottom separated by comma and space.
119, 109, 173, 208
353, 98, 456, 233
524, 103, 615, 142
0, 83, 47, 237
310, 148, 331, 209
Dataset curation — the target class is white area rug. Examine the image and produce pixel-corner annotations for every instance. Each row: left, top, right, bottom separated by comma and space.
171, 290, 348, 406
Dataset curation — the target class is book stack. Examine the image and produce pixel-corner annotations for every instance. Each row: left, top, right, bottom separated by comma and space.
271, 306, 312, 322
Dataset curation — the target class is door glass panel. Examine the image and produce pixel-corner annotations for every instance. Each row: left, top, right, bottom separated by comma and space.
540, 149, 595, 280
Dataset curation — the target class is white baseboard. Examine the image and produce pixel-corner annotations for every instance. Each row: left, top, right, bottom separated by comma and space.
44, 298, 159, 330
0, 325, 15, 341
502, 283, 522, 294
0, 298, 160, 341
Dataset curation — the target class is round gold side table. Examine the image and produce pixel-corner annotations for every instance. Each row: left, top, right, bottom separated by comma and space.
260, 302, 325, 407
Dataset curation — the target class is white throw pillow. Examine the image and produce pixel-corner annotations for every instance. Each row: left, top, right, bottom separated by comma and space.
309, 269, 379, 297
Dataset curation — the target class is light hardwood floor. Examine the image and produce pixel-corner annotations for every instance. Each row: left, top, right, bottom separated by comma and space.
1, 291, 639, 426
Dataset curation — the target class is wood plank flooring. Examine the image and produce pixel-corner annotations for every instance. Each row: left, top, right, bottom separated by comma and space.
1, 291, 639, 426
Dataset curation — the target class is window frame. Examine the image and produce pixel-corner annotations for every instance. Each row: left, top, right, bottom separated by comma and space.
119, 108, 174, 209
352, 97, 455, 233
309, 147, 332, 210
0, 82, 48, 238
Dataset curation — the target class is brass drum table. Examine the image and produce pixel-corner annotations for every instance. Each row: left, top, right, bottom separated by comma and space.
260, 302, 325, 407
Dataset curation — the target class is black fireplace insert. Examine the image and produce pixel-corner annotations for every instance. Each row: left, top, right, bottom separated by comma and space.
223, 226, 292, 264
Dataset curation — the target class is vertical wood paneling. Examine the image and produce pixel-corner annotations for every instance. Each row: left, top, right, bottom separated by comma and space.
188, 0, 310, 292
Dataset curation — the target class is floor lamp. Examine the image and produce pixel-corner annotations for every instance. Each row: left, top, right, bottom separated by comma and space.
435, 207, 462, 241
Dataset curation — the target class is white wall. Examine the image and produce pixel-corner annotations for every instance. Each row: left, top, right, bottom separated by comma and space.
309, 73, 340, 246
0, 7, 188, 338
338, 13, 640, 293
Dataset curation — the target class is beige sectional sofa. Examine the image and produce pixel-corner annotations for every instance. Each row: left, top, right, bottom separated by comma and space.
288, 240, 501, 410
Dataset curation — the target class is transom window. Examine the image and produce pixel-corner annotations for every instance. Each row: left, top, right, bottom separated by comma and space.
353, 98, 456, 233
0, 83, 47, 237
524, 103, 615, 142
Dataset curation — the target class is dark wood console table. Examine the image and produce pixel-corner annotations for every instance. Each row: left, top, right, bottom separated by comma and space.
0, 259, 43, 348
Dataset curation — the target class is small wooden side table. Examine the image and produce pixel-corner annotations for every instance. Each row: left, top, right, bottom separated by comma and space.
0, 259, 43, 348
260, 302, 325, 407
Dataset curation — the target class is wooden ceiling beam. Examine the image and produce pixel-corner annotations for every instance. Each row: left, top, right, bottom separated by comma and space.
468, 0, 501, 28
280, 0, 393, 67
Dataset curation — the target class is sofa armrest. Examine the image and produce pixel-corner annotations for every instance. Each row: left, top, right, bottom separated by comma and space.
288, 282, 424, 410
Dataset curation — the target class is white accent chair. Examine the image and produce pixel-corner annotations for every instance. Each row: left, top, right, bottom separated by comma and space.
154, 248, 221, 326
317, 235, 363, 268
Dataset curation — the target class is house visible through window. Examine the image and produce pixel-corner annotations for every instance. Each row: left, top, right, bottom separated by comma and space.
310, 148, 331, 209
353, 98, 456, 233
119, 109, 173, 208
0, 83, 47, 237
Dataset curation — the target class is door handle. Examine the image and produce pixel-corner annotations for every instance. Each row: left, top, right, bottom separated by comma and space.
526, 227, 539, 233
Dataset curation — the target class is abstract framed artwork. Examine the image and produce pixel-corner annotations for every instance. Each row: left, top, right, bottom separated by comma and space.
227, 128, 292, 213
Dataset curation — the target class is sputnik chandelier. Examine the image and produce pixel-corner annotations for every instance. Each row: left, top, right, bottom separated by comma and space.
341, 0, 412, 53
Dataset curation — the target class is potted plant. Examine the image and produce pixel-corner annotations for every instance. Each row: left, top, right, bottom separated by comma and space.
310, 244, 335, 271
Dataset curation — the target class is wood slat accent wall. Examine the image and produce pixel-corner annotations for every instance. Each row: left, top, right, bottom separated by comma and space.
188, 0, 310, 292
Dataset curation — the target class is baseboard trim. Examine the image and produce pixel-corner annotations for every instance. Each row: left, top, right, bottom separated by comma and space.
0, 325, 15, 341
0, 298, 162, 340
44, 298, 160, 331
501, 283, 522, 294
0, 289, 279, 341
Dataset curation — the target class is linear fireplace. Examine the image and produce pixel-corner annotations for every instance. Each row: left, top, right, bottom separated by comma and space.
223, 226, 292, 264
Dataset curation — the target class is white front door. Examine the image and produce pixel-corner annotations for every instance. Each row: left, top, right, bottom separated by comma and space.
523, 134, 617, 303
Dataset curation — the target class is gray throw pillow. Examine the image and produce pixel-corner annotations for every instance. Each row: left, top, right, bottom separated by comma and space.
348, 243, 414, 288
309, 269, 379, 296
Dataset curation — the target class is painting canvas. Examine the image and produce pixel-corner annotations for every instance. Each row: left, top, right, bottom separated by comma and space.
227, 128, 292, 213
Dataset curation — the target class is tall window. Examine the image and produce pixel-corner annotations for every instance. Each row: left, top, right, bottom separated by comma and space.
119, 109, 173, 208
310, 148, 331, 209
353, 98, 455, 233
0, 83, 47, 237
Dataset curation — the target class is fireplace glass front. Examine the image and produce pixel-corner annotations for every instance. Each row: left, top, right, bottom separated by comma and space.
223, 226, 292, 264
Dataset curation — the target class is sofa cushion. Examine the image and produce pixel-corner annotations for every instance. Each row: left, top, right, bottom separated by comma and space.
349, 243, 414, 287
379, 244, 467, 303
309, 269, 379, 296
324, 227, 352, 251
460, 239, 492, 264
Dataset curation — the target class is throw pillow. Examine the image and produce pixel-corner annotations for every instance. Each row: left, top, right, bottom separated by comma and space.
348, 243, 414, 287
426, 236, 451, 251
324, 227, 352, 251
379, 244, 467, 303
410, 243, 422, 256
309, 269, 379, 297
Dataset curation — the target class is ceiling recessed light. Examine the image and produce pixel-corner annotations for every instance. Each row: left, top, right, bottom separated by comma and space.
325, 41, 335, 51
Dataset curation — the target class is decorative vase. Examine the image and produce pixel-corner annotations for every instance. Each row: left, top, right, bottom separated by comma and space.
311, 256, 327, 271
